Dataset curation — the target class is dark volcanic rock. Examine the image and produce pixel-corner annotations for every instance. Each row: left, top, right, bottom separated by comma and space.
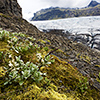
0, 0, 22, 17
0, 0, 40, 35
0, 15, 40, 35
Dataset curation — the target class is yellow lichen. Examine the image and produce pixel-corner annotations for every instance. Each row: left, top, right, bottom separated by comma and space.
48, 83, 58, 91
38, 39, 46, 44
0, 67, 5, 77
96, 78, 100, 83
38, 89, 67, 100
95, 65, 100, 68
0, 42, 7, 51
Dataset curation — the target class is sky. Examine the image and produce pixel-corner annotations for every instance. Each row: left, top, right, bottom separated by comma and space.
17, 0, 100, 19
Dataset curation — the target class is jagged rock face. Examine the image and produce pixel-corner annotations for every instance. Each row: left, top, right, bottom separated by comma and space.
0, 0, 40, 36
0, 0, 22, 17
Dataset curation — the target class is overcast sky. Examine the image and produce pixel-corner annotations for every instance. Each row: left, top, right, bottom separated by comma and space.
17, 0, 100, 19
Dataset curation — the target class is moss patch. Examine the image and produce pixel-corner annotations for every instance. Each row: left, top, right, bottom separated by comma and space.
0, 30, 100, 100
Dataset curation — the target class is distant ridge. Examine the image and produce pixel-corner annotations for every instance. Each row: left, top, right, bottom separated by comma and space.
88, 0, 100, 7
31, 0, 100, 21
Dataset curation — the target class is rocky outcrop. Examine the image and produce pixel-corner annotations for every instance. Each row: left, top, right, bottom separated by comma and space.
0, 14, 40, 35
0, 0, 22, 17
0, 0, 40, 35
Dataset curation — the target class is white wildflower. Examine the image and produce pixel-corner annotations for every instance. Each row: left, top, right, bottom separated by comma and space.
14, 62, 19, 66
47, 62, 51, 64
12, 59, 15, 63
9, 61, 13, 67
43, 73, 46, 76
15, 49, 19, 53
41, 59, 44, 63
36, 53, 42, 60
29, 42, 33, 46
40, 72, 43, 75
9, 55, 12, 58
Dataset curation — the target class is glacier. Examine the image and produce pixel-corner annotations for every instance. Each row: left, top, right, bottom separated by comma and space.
30, 16, 100, 34
28, 16, 100, 50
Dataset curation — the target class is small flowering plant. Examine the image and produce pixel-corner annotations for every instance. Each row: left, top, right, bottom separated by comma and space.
0, 30, 55, 86
8, 40, 33, 54
0, 51, 3, 58
0, 30, 10, 42
36, 52, 55, 69
4, 56, 44, 86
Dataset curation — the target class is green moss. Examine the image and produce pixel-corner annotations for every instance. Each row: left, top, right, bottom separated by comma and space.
0, 42, 7, 51
96, 78, 100, 83
0, 13, 11, 18
96, 72, 100, 83
0, 30, 100, 100
0, 67, 5, 77
40, 55, 100, 100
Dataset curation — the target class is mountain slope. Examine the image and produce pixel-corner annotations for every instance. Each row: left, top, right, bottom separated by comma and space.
0, 29, 100, 99
88, 0, 100, 7
32, 1, 100, 21
0, 0, 100, 99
